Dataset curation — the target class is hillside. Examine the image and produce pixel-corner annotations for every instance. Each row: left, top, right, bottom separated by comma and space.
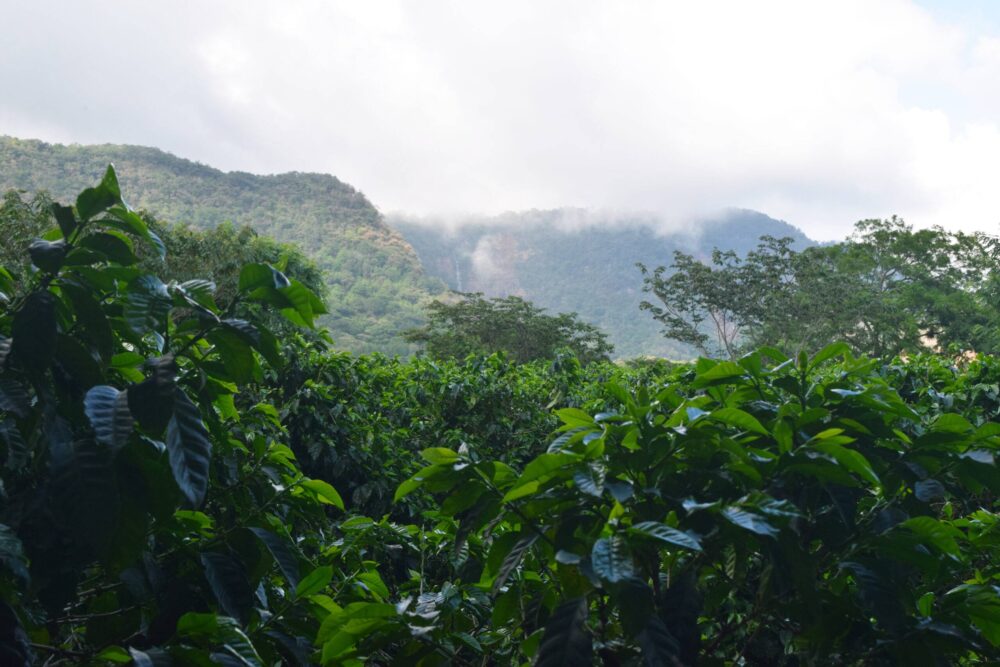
0, 135, 445, 354
391, 209, 813, 358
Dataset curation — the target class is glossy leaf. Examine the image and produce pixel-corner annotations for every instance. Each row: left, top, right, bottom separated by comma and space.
629, 521, 702, 552
536, 597, 593, 667
84, 385, 134, 450
165, 390, 212, 506
591, 535, 636, 583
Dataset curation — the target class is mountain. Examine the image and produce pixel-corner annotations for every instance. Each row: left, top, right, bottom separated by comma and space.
0, 136, 445, 354
391, 209, 814, 358
1, 135, 814, 359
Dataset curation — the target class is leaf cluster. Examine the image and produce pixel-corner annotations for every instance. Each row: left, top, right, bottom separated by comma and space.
404, 292, 614, 365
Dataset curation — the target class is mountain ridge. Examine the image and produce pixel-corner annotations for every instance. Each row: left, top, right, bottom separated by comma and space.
2, 134, 814, 358
391, 208, 813, 358
0, 135, 445, 354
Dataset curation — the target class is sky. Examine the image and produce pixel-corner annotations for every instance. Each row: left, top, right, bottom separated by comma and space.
2, 1, 1000, 240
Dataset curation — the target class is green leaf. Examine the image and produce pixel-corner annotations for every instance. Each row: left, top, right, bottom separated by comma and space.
94, 645, 131, 663
78, 232, 138, 265
76, 165, 122, 220
421, 447, 460, 465
898, 517, 962, 559
808, 341, 851, 370
296, 565, 333, 598
127, 647, 173, 667
709, 407, 768, 435
299, 478, 345, 510
51, 202, 77, 238
535, 597, 593, 667
239, 263, 291, 292
12, 290, 56, 371
573, 464, 605, 498
591, 535, 636, 583
0, 380, 31, 419
54, 334, 103, 387
61, 282, 115, 362
28, 238, 67, 273
492, 532, 539, 593
166, 389, 212, 507
201, 552, 254, 624
555, 407, 595, 428
721, 507, 779, 538
914, 478, 946, 502
207, 329, 257, 385
0, 419, 28, 469
50, 437, 119, 556
637, 615, 682, 667
102, 207, 166, 257
693, 360, 746, 387
0, 524, 29, 585
175, 613, 262, 665
249, 527, 300, 589
502, 480, 540, 502
127, 356, 177, 433
84, 385, 134, 450
125, 275, 171, 335
812, 441, 880, 487
394, 463, 450, 502
220, 318, 260, 346
518, 452, 579, 486
628, 521, 702, 552
0, 602, 32, 666
931, 413, 973, 434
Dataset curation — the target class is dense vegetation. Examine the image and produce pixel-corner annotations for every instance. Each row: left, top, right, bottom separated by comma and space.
403, 292, 614, 364
641, 218, 1000, 359
0, 136, 446, 355
2, 169, 999, 665
393, 209, 811, 359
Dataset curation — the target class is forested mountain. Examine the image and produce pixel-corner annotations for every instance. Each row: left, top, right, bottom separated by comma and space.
0, 135, 445, 354
1, 135, 816, 358
391, 209, 813, 358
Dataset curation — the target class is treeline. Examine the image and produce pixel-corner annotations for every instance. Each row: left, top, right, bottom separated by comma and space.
642, 217, 1000, 359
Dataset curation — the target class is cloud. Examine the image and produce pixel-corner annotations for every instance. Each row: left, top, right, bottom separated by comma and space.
2, 1, 1000, 239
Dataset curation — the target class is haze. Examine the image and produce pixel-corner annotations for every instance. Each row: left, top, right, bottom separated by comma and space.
3, 0, 1000, 240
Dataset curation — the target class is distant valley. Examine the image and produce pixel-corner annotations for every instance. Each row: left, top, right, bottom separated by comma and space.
392, 210, 812, 358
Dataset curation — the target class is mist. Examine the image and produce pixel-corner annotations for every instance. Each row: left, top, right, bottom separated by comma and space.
4, 1, 1000, 240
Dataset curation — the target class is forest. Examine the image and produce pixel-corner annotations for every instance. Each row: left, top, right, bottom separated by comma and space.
2, 167, 1000, 666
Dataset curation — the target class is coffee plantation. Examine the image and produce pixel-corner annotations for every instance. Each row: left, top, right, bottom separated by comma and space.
1, 168, 999, 664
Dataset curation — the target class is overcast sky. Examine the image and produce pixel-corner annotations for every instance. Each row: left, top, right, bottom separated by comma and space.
3, 1, 1000, 239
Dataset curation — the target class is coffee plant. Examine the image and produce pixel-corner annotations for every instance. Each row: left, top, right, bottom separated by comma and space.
1, 168, 999, 665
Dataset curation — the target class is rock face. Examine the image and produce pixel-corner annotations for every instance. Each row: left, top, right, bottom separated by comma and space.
391, 209, 813, 359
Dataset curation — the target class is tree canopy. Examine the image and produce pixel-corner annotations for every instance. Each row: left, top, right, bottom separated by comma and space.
404, 292, 614, 364
640, 217, 1000, 358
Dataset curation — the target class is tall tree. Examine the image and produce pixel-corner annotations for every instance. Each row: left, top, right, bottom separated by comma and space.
640, 218, 1000, 358
405, 292, 613, 364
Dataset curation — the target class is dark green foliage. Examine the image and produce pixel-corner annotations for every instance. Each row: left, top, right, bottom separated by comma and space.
1, 167, 999, 665
535, 597, 593, 667
401, 345, 1000, 663
404, 291, 614, 364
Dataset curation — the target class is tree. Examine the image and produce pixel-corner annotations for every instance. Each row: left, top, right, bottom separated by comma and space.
638, 236, 796, 358
404, 292, 614, 364
640, 219, 1000, 358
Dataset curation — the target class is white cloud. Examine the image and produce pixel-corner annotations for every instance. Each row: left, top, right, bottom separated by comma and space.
2, 0, 1000, 239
